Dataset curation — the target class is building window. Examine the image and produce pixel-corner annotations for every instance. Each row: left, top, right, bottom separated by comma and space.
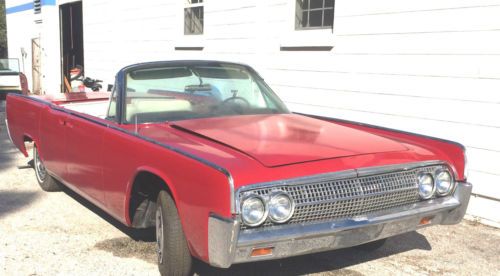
34, 0, 42, 14
184, 0, 204, 35
295, 0, 334, 29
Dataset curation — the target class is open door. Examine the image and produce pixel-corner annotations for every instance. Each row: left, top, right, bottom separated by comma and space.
60, 1, 84, 93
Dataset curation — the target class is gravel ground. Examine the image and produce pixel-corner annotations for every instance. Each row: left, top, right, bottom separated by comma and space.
0, 100, 499, 276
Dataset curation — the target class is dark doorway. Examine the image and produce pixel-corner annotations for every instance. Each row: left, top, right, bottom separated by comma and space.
60, 2, 84, 93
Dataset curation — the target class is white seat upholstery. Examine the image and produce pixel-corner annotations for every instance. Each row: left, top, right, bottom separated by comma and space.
62, 101, 109, 119
126, 98, 192, 121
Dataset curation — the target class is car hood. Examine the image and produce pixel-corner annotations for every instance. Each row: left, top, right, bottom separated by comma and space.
171, 114, 409, 167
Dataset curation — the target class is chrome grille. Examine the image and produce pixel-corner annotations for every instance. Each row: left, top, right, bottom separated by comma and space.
239, 165, 443, 230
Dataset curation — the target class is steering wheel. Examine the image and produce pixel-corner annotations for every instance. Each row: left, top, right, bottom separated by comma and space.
221, 96, 250, 109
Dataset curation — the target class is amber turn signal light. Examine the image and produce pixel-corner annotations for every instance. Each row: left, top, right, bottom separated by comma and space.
251, 247, 274, 257
419, 216, 434, 225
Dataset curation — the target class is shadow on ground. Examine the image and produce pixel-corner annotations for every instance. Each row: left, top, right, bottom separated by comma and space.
94, 237, 157, 264
0, 190, 40, 219
59, 184, 156, 241
60, 184, 159, 263
192, 231, 431, 275
59, 172, 433, 275
0, 101, 20, 173
92, 229, 431, 275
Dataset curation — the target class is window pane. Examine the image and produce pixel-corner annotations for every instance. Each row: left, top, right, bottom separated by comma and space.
34, 0, 42, 14
310, 0, 323, 9
296, 0, 309, 10
302, 11, 308, 27
184, 8, 191, 34
303, 0, 309, 9
0, 59, 20, 72
184, 6, 204, 35
124, 65, 289, 123
295, 1, 303, 29
323, 9, 333, 26
309, 10, 323, 27
296, 0, 335, 29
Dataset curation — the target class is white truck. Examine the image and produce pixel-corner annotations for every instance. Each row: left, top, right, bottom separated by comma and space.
0, 58, 28, 100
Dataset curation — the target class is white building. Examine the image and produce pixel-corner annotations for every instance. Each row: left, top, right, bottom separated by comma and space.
6, 0, 500, 227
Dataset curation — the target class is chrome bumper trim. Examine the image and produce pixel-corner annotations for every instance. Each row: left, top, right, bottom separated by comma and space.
208, 213, 240, 268
5, 118, 14, 144
3, 99, 14, 144
208, 182, 472, 268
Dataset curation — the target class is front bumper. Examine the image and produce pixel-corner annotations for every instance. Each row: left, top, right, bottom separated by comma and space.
208, 181, 472, 268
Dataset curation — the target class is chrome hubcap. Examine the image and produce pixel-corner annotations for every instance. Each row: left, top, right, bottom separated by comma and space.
156, 207, 164, 264
34, 149, 47, 182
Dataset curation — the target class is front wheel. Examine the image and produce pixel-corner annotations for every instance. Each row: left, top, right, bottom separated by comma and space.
33, 146, 61, 192
156, 190, 192, 276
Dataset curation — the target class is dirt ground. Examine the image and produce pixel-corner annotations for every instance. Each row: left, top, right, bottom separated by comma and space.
1, 101, 499, 276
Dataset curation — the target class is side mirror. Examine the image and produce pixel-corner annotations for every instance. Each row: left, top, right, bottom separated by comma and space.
107, 84, 113, 92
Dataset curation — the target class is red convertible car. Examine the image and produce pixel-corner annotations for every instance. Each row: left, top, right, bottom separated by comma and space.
5, 61, 471, 275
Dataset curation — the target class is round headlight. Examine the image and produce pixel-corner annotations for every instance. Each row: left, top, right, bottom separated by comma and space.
418, 173, 435, 199
268, 192, 295, 223
241, 196, 267, 227
436, 170, 453, 196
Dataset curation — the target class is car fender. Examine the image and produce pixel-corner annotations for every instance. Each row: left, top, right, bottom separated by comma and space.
124, 166, 179, 225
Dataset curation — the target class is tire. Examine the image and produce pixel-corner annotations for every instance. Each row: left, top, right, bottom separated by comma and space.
33, 146, 61, 192
156, 190, 192, 276
354, 238, 387, 251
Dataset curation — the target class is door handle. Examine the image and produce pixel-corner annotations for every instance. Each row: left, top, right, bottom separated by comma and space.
58, 119, 73, 128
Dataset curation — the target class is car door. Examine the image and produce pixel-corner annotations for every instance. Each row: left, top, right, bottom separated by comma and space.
39, 106, 68, 179
64, 114, 105, 203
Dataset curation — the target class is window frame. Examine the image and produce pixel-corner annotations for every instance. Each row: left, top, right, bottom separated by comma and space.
105, 81, 119, 122
34, 0, 42, 14
277, 0, 335, 49
184, 0, 204, 35
295, 0, 335, 31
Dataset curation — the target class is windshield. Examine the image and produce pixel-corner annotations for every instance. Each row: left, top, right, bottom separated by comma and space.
124, 64, 289, 123
0, 59, 20, 73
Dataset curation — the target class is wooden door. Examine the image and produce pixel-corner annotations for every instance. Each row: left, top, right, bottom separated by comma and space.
31, 38, 42, 95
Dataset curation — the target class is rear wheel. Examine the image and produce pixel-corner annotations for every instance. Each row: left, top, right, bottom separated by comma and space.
33, 147, 61, 192
156, 190, 192, 276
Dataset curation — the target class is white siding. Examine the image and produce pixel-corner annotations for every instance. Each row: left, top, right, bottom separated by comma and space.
5, 0, 38, 92
78, 0, 500, 225
6, 0, 61, 94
